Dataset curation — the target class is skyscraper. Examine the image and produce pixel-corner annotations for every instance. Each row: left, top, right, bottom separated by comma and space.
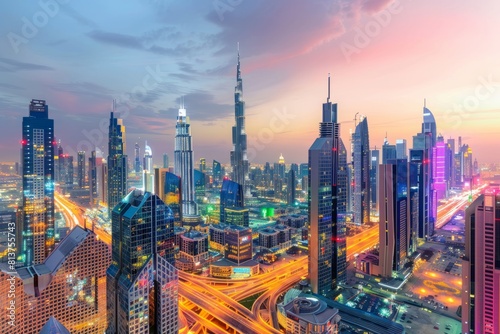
337, 138, 349, 214
379, 160, 409, 278
21, 99, 55, 265
89, 150, 98, 206
107, 190, 178, 334
107, 109, 127, 217
462, 192, 500, 333
174, 102, 198, 217
230, 48, 249, 197
409, 149, 429, 239
395, 139, 407, 160
370, 148, 380, 213
352, 116, 370, 225
220, 179, 244, 223
199, 158, 206, 173
308, 75, 346, 295
77, 151, 86, 188
143, 141, 154, 191
134, 142, 141, 173
287, 169, 296, 206
163, 153, 169, 168
382, 137, 397, 164
155, 170, 182, 227
213, 160, 222, 184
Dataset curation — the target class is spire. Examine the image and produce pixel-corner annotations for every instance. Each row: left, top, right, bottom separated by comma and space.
424, 98, 426, 108
178, 96, 186, 117
327, 73, 331, 103
236, 43, 241, 81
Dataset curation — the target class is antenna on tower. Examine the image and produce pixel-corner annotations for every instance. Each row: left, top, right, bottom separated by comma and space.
327, 73, 331, 103
424, 98, 426, 108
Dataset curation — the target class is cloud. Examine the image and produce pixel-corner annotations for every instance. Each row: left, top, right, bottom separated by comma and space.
0, 58, 54, 71
157, 91, 232, 122
60, 5, 99, 28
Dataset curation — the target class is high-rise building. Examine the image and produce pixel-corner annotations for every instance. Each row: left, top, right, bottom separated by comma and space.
21, 99, 55, 265
395, 139, 407, 160
308, 76, 346, 295
413, 137, 435, 236
0, 226, 110, 333
143, 141, 154, 191
462, 193, 500, 333
278, 154, 286, 179
230, 49, 249, 197
382, 137, 397, 164
337, 138, 349, 214
352, 116, 370, 225
287, 169, 296, 206
106, 190, 177, 334
89, 150, 98, 206
409, 149, 429, 239
107, 109, 128, 217
174, 102, 198, 217
433, 136, 448, 201
77, 151, 86, 188
155, 170, 182, 227
163, 153, 169, 168
199, 158, 206, 173
176, 230, 209, 272
194, 169, 205, 203
213, 160, 222, 184
220, 179, 244, 223
379, 160, 409, 278
370, 148, 380, 213
134, 142, 141, 173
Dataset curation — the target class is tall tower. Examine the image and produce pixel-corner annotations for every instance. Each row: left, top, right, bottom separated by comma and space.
462, 192, 500, 333
21, 99, 55, 265
230, 47, 249, 199
352, 116, 370, 225
379, 159, 410, 278
143, 141, 154, 191
308, 75, 346, 296
174, 101, 198, 216
106, 190, 178, 334
89, 150, 98, 206
77, 151, 86, 188
337, 138, 349, 214
134, 142, 141, 173
107, 107, 128, 216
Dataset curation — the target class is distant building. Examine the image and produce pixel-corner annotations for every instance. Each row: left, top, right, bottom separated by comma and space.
395, 139, 407, 160
155, 170, 182, 227
370, 149, 380, 212
77, 151, 86, 188
337, 138, 349, 214
259, 224, 292, 250
88, 150, 98, 206
224, 207, 249, 227
220, 179, 244, 223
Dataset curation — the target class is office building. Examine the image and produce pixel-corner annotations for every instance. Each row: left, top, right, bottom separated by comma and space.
134, 142, 141, 173
77, 151, 86, 188
287, 169, 296, 206
155, 169, 182, 227
213, 160, 222, 184
174, 102, 198, 217
194, 169, 205, 202
176, 230, 209, 272
224, 225, 252, 264
199, 158, 206, 173
224, 208, 249, 227
230, 49, 249, 196
409, 149, 429, 239
0, 226, 110, 333
308, 76, 346, 295
462, 193, 500, 334
352, 116, 370, 225
370, 148, 380, 213
220, 179, 244, 223
433, 136, 448, 201
163, 153, 169, 168
382, 137, 397, 164
106, 190, 177, 334
337, 138, 349, 214
107, 109, 128, 217
396, 139, 407, 160
379, 160, 409, 278
21, 99, 55, 265
89, 150, 98, 206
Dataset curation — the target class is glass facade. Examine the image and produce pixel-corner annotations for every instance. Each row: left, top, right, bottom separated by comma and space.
22, 99, 55, 266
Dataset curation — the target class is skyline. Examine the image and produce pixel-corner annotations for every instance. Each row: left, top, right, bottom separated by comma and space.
1, 1, 500, 164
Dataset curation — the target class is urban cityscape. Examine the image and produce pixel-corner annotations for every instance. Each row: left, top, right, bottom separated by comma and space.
0, 1, 499, 334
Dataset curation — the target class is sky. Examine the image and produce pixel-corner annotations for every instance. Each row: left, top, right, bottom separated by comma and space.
1, 0, 500, 165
